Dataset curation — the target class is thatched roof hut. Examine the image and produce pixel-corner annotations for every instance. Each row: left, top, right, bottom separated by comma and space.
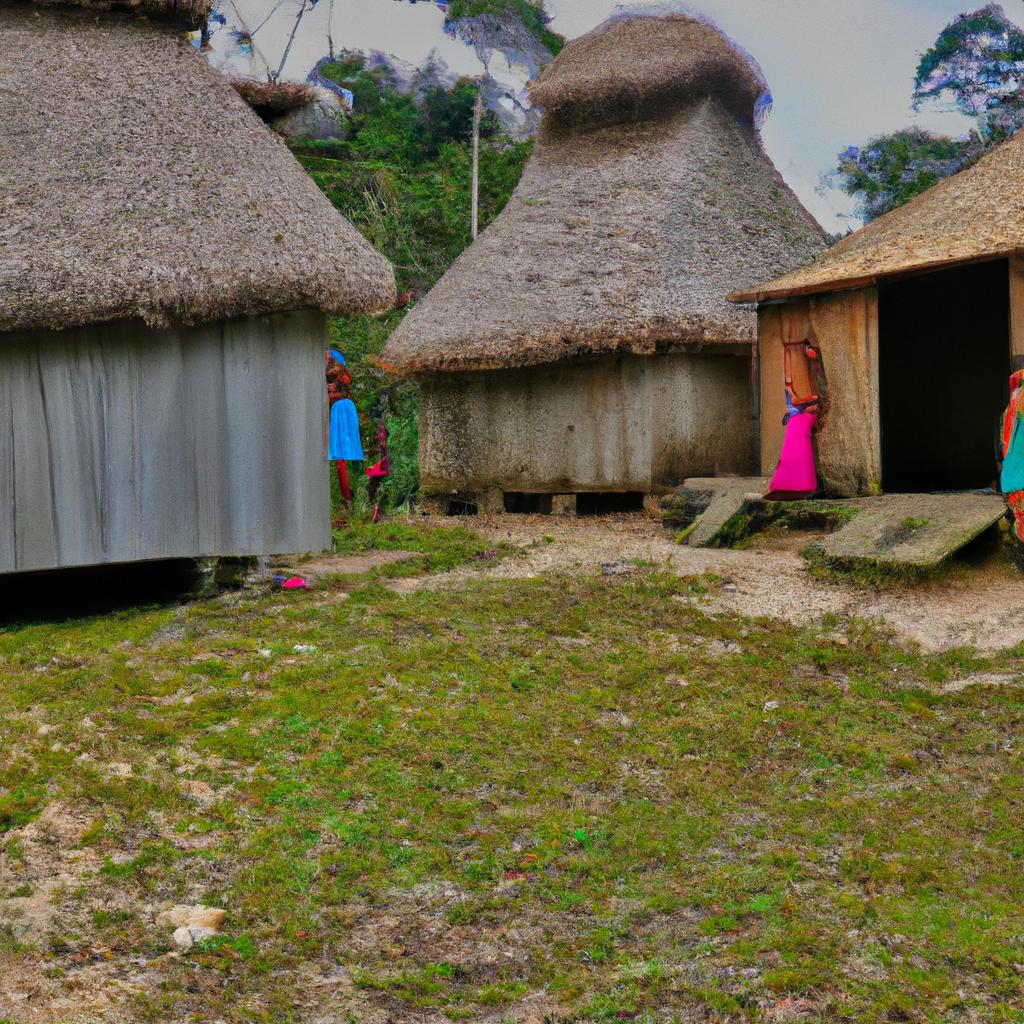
381, 12, 825, 375
0, 0, 395, 575
380, 12, 826, 510
729, 131, 1024, 497
1, 0, 394, 336
729, 130, 1024, 303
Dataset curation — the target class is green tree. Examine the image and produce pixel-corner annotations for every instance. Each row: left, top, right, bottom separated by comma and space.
835, 4, 1024, 222
913, 3, 1024, 142
835, 129, 981, 222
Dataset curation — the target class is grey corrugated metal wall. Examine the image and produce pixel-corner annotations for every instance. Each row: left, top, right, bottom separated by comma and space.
0, 309, 331, 574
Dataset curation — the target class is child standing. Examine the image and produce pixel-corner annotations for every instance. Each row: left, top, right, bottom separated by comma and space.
326, 349, 363, 502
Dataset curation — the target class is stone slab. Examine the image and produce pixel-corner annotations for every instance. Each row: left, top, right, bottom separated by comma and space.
679, 477, 768, 547
812, 491, 1005, 569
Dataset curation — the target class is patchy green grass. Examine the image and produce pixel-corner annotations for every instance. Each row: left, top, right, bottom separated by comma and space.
330, 518, 511, 575
2, 525, 1024, 1022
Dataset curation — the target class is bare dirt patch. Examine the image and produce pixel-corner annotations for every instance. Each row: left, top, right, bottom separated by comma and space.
0, 802, 99, 941
394, 511, 1024, 652
284, 550, 420, 579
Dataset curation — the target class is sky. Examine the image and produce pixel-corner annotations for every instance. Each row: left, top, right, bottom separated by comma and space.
210, 0, 1024, 232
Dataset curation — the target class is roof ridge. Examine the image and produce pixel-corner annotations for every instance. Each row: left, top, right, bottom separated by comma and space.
527, 12, 766, 128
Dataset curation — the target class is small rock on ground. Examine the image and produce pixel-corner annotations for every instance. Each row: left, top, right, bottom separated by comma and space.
173, 925, 218, 951
155, 904, 227, 931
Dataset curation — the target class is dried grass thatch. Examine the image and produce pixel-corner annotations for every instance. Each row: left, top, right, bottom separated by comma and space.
730, 129, 1024, 303
381, 13, 824, 375
1, 3, 395, 334
32, 0, 212, 28
527, 12, 766, 127
231, 79, 317, 115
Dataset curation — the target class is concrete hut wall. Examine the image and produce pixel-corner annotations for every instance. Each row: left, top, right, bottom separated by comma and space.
0, 309, 331, 575
419, 350, 757, 499
757, 288, 881, 497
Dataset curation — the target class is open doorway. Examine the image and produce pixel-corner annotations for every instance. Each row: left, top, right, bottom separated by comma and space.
879, 259, 1010, 492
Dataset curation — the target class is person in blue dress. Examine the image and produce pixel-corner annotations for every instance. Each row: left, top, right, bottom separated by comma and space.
326, 349, 363, 501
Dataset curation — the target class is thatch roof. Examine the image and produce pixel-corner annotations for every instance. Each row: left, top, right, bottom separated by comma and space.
527, 13, 766, 128
32, 0, 211, 28
231, 79, 318, 116
381, 12, 825, 375
1, 2, 395, 335
730, 129, 1024, 303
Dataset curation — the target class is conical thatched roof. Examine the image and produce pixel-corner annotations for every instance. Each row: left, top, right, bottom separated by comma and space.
528, 12, 765, 128
381, 13, 825, 375
730, 130, 1024, 303
1, 2, 395, 335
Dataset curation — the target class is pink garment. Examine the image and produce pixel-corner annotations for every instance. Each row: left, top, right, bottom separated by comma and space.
766, 410, 818, 499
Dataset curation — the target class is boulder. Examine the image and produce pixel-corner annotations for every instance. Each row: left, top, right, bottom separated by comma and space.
156, 904, 227, 930
272, 86, 349, 142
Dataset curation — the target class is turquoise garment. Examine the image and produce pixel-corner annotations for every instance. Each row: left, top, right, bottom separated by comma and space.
1002, 412, 1024, 492
329, 398, 364, 461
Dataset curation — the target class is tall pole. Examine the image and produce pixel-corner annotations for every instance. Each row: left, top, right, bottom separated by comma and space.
277, 0, 308, 80
471, 85, 483, 241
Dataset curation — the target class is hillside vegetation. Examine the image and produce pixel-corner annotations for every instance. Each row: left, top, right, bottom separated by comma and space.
445, 0, 564, 53
293, 55, 532, 513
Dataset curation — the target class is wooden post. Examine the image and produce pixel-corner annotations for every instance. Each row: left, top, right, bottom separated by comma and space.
1009, 256, 1024, 370
471, 85, 483, 241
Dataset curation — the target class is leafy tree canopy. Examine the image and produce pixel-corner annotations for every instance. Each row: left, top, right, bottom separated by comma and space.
835, 4, 1024, 223
835, 129, 984, 222
914, 3, 1024, 141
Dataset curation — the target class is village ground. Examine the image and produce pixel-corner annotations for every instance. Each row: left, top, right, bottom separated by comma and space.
2, 511, 1024, 1024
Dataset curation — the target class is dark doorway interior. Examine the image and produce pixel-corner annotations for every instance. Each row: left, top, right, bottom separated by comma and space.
879, 259, 1010, 492
503, 492, 553, 514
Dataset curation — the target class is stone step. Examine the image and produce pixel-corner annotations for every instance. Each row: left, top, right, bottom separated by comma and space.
671, 477, 768, 547
809, 491, 1006, 570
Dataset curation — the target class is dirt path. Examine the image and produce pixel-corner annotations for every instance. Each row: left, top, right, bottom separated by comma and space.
392, 512, 1024, 653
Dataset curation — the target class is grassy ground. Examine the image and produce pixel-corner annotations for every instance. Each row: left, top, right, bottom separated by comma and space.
2, 523, 1024, 1023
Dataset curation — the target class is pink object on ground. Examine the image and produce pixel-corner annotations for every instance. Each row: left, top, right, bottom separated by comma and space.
766, 410, 818, 499
281, 577, 308, 590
